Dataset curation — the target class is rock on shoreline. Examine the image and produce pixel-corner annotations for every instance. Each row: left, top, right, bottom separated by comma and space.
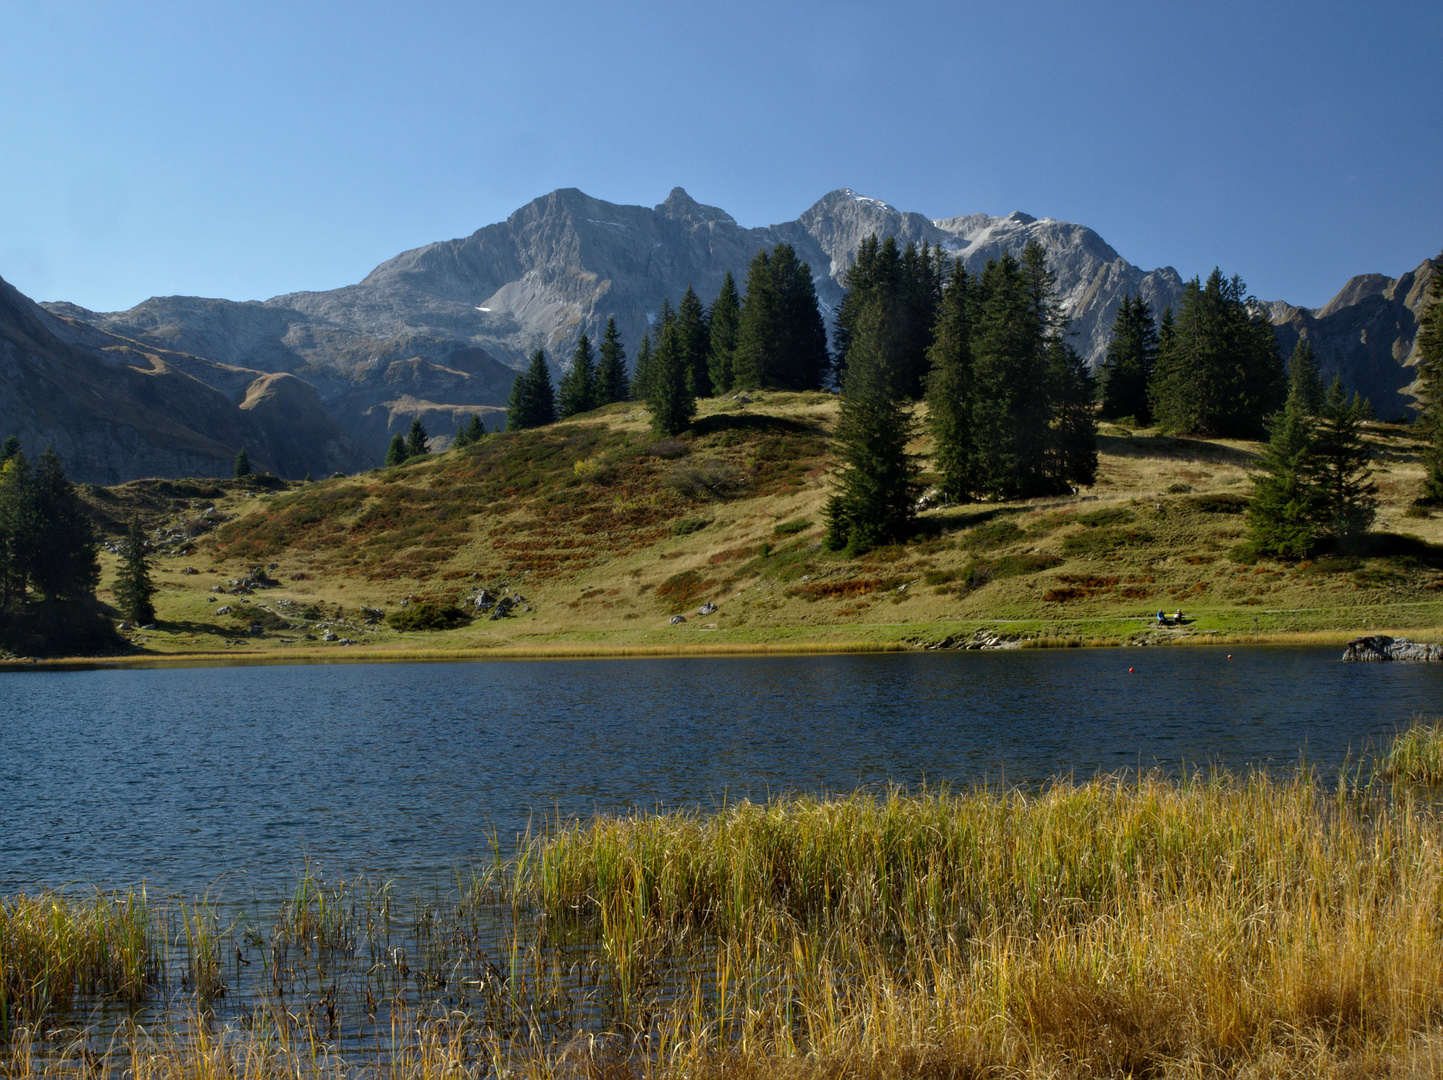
1342, 636, 1443, 662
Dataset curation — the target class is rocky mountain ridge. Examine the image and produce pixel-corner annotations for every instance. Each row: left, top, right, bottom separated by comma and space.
19, 187, 1441, 481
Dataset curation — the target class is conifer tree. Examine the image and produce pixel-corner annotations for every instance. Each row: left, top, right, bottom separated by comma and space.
834, 236, 941, 397
824, 297, 920, 553
707, 272, 740, 394
558, 333, 597, 418
596, 317, 629, 405
114, 518, 157, 624
234, 449, 251, 479
27, 450, 98, 602
924, 263, 974, 501
405, 418, 430, 458
1099, 295, 1158, 424
1288, 338, 1325, 416
646, 316, 695, 437
1414, 263, 1443, 503
1315, 376, 1377, 553
452, 415, 485, 448
1149, 269, 1284, 437
1, 435, 18, 464
733, 244, 829, 391
0, 450, 32, 607
506, 350, 556, 430
732, 249, 775, 391
630, 331, 654, 403
676, 286, 712, 398
1246, 388, 1323, 559
385, 433, 408, 466
1046, 334, 1099, 491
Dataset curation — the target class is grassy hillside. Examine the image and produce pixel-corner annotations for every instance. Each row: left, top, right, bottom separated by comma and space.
64, 392, 1443, 660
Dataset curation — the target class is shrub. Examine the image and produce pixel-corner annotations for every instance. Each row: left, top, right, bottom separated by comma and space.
672, 517, 712, 537
385, 602, 471, 632
1187, 493, 1250, 515
665, 461, 747, 500
1077, 506, 1133, 527
772, 518, 812, 536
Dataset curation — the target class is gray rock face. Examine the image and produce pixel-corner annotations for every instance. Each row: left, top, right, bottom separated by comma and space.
1342, 635, 1443, 662
30, 187, 1438, 469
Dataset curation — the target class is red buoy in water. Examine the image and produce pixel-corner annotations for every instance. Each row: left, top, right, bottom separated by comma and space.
1128, 667, 1135, 673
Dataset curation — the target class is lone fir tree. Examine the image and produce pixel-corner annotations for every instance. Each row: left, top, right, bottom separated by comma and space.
595, 317, 629, 405
506, 350, 557, 430
405, 418, 429, 458
646, 315, 696, 437
385, 433, 408, 466
114, 518, 157, 624
234, 449, 251, 479
1245, 389, 1323, 559
557, 333, 596, 418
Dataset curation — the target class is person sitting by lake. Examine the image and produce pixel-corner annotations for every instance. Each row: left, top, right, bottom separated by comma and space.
1156, 610, 1167, 626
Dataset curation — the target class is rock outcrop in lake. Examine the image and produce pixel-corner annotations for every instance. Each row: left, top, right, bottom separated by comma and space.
1342, 635, 1443, 662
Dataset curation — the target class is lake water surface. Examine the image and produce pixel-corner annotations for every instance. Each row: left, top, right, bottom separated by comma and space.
4, 646, 1440, 896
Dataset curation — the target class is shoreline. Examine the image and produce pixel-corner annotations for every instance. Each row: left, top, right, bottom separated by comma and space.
5, 625, 1437, 670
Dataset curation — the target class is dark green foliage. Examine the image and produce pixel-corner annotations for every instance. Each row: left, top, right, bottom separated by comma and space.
0, 449, 99, 608
452, 414, 486, 448
558, 333, 597, 418
707, 272, 741, 394
596, 317, 629, 405
385, 433, 408, 467
834, 236, 943, 397
630, 331, 654, 403
824, 296, 921, 553
1148, 269, 1285, 437
1, 436, 18, 464
507, 350, 557, 431
647, 313, 697, 437
1315, 377, 1377, 553
733, 244, 830, 391
114, 518, 156, 624
1288, 339, 1325, 416
234, 449, 251, 479
924, 264, 974, 500
1099, 294, 1158, 425
1046, 333, 1099, 491
1246, 391, 1324, 558
385, 601, 471, 632
1414, 262, 1443, 503
405, 418, 430, 459
677, 286, 713, 398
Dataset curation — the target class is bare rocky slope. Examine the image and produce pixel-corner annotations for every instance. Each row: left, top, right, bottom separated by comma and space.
0, 274, 367, 484
28, 187, 1442, 475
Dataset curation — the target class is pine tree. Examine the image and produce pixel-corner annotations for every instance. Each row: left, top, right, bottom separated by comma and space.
1288, 338, 1325, 416
824, 296, 920, 553
1046, 334, 1098, 491
385, 433, 409, 466
707, 272, 740, 394
924, 263, 974, 501
114, 518, 157, 624
630, 331, 653, 402
405, 417, 430, 458
1315, 377, 1377, 553
27, 450, 98, 602
833, 236, 940, 397
1149, 269, 1284, 437
507, 350, 557, 430
733, 244, 829, 390
1414, 262, 1443, 503
558, 333, 597, 418
1, 435, 19, 464
677, 286, 713, 398
646, 315, 695, 437
234, 449, 251, 479
452, 415, 485, 448
1246, 390, 1323, 559
596, 317, 629, 405
1099, 295, 1158, 425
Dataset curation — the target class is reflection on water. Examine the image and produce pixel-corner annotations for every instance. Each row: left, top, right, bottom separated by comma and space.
2, 646, 1440, 895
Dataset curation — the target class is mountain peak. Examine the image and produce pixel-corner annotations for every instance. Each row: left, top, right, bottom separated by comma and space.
656, 187, 735, 226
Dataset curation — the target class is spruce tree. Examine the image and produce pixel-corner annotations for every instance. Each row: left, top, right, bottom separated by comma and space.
234, 449, 251, 479
596, 317, 629, 405
824, 296, 920, 553
1315, 377, 1377, 553
453, 415, 485, 448
924, 263, 974, 501
733, 244, 829, 391
732, 249, 775, 390
1414, 262, 1443, 503
385, 433, 409, 466
677, 286, 713, 398
707, 272, 740, 394
115, 518, 157, 624
1, 435, 18, 464
1046, 334, 1099, 491
630, 331, 654, 403
646, 316, 696, 437
558, 333, 597, 418
507, 350, 557, 430
1288, 338, 1325, 416
1099, 295, 1158, 425
405, 418, 430, 458
834, 237, 941, 397
1246, 389, 1323, 559
27, 450, 98, 602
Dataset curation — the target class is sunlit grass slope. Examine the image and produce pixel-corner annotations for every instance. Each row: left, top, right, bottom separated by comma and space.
65, 392, 1443, 658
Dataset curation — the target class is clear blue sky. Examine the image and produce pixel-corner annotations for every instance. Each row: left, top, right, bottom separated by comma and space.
2, 0, 1439, 313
